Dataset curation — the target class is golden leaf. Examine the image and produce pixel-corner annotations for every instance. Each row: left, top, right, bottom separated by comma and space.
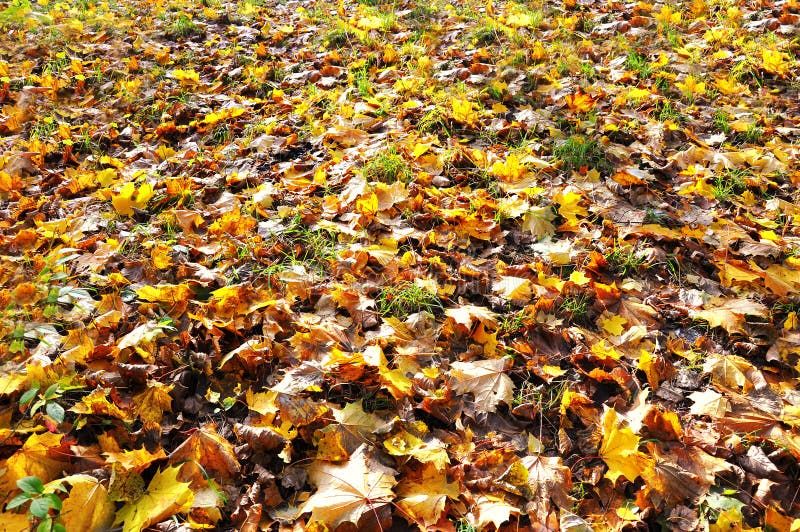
58, 474, 116, 532
114, 465, 195, 532
598, 408, 652, 484
396, 463, 459, 527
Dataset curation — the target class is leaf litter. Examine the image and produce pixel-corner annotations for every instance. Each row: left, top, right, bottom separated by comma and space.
0, 0, 800, 530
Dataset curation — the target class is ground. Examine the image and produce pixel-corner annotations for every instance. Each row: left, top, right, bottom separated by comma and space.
1, 0, 800, 531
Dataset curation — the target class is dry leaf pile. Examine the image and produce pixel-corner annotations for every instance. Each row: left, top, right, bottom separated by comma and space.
1, 0, 800, 530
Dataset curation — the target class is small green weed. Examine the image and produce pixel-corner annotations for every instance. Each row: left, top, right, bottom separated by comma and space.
553, 135, 608, 175
625, 51, 651, 78
19, 383, 66, 424
737, 122, 763, 145
376, 283, 443, 319
324, 26, 353, 48
166, 13, 199, 39
363, 149, 413, 183
559, 293, 590, 324
656, 100, 684, 123
472, 24, 499, 46
6, 476, 67, 532
712, 169, 748, 202
605, 245, 648, 277
713, 109, 731, 133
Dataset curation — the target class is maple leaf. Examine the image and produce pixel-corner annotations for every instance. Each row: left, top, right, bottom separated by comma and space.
114, 465, 195, 532
396, 463, 459, 528
383, 428, 449, 470
598, 407, 653, 484
57, 474, 116, 532
450, 97, 478, 127
112, 181, 154, 216
133, 380, 173, 428
565, 91, 595, 113
449, 359, 514, 413
168, 424, 241, 483
302, 444, 397, 529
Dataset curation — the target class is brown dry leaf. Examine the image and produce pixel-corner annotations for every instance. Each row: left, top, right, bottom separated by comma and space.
168, 424, 240, 482
691, 298, 768, 335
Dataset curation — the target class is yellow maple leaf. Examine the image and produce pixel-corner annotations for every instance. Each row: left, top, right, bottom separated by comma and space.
136, 283, 193, 305
104, 447, 168, 472
302, 444, 397, 528
114, 465, 195, 532
490, 153, 527, 181
565, 91, 595, 113
396, 463, 459, 527
383, 429, 449, 470
171, 68, 200, 85
553, 187, 588, 231
762, 49, 789, 77
654, 5, 681, 25
450, 97, 478, 127
599, 314, 627, 335
112, 182, 154, 216
57, 474, 116, 532
133, 380, 173, 428
5, 432, 65, 485
599, 408, 652, 484
676, 75, 705, 97
71, 388, 130, 420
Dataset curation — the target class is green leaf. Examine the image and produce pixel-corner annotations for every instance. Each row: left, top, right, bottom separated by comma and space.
52, 523, 67, 532
37, 517, 54, 532
6, 492, 32, 510
19, 387, 39, 407
29, 497, 53, 518
43, 384, 59, 400
43, 493, 62, 511
17, 476, 45, 494
46, 402, 65, 423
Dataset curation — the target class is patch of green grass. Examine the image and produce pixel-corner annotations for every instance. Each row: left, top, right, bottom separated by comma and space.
737, 122, 763, 145
605, 245, 648, 277
324, 26, 354, 48
559, 293, 590, 324
419, 107, 450, 136
352, 66, 372, 98
28, 116, 58, 140
713, 109, 731, 133
553, 135, 608, 175
363, 149, 413, 183
472, 24, 499, 46
712, 169, 748, 202
166, 13, 200, 39
656, 100, 684, 123
376, 283, 443, 319
280, 218, 338, 269
625, 51, 651, 79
